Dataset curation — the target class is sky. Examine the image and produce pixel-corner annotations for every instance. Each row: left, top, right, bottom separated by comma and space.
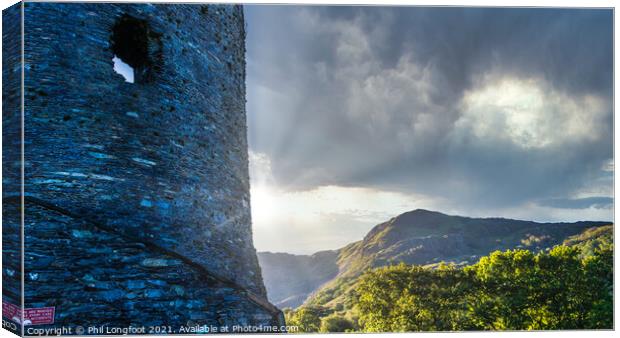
244, 6, 613, 254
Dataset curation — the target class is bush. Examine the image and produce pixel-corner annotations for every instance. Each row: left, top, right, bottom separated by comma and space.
286, 307, 325, 332
319, 314, 355, 332
355, 245, 613, 331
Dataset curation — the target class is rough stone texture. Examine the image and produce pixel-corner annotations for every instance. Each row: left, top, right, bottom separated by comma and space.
3, 2, 282, 333
2, 2, 23, 336
15, 201, 277, 329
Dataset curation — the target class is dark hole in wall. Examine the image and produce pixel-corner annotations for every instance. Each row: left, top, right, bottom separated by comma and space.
110, 15, 162, 83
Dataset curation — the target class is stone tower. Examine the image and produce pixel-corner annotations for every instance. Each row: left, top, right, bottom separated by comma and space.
2, 2, 282, 334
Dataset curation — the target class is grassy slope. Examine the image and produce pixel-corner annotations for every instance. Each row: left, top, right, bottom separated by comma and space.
305, 210, 613, 309
297, 224, 613, 332
260, 209, 611, 311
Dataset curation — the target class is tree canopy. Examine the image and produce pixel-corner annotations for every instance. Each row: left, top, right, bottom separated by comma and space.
286, 241, 613, 332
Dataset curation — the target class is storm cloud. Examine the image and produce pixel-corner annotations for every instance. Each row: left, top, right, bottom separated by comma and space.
245, 6, 612, 213
539, 197, 614, 210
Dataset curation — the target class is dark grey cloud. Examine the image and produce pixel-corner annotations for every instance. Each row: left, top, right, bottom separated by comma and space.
539, 197, 613, 210
245, 6, 613, 210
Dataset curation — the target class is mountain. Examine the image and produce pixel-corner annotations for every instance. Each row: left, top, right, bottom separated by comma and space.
258, 209, 611, 309
257, 250, 339, 309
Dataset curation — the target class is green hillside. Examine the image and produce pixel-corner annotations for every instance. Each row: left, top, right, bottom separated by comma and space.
284, 225, 613, 332
258, 209, 610, 309
563, 225, 613, 257
257, 250, 339, 309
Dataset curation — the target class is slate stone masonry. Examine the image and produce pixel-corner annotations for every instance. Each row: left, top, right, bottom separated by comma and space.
2, 2, 282, 334
3, 3, 24, 336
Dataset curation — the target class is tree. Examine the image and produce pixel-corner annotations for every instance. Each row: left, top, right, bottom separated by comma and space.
582, 243, 613, 328
287, 307, 324, 332
465, 249, 539, 329
319, 314, 355, 332
356, 263, 473, 332
354, 244, 613, 332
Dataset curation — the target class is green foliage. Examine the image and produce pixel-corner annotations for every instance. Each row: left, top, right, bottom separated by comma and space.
353, 245, 613, 332
356, 263, 476, 331
289, 217, 609, 315
284, 306, 327, 333
291, 225, 613, 333
305, 276, 357, 309
581, 243, 613, 328
562, 225, 613, 258
319, 314, 356, 332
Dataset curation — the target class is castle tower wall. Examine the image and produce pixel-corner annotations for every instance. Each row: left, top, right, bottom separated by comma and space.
3, 2, 281, 331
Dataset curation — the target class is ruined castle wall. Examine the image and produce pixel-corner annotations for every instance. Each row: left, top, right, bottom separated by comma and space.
2, 3, 24, 335
3, 2, 281, 331
15, 200, 279, 329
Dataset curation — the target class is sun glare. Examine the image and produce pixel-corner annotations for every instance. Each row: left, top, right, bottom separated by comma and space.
250, 184, 278, 226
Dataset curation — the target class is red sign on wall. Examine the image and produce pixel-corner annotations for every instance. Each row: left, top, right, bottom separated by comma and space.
2, 301, 55, 325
